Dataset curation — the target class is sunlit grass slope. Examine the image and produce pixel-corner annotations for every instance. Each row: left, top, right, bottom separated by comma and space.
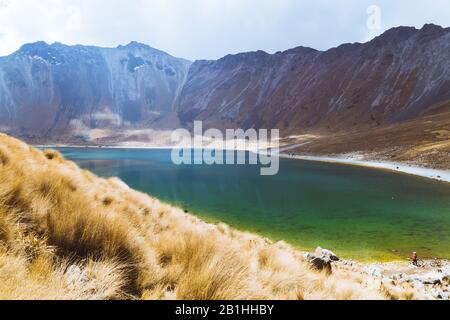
0, 133, 392, 300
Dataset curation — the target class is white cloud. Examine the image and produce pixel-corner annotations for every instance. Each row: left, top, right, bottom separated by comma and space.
66, 5, 82, 31
0, 0, 449, 60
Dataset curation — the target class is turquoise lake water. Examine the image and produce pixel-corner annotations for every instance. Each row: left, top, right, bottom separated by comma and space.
57, 148, 450, 261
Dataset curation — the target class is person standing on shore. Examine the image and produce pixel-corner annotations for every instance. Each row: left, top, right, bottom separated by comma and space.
412, 252, 418, 266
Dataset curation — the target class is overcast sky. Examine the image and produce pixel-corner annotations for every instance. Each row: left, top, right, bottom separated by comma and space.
0, 0, 449, 61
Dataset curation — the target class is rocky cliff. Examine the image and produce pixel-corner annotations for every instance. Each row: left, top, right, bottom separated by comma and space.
0, 24, 449, 142
0, 41, 191, 140
177, 24, 450, 134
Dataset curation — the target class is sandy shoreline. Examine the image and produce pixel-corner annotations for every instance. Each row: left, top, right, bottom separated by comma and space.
279, 154, 450, 183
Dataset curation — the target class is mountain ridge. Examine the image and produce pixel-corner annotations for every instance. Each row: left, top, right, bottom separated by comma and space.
0, 39, 192, 139
176, 23, 450, 134
0, 24, 449, 143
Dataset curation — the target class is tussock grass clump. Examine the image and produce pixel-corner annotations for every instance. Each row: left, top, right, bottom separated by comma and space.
0, 133, 388, 300
0, 146, 10, 165
43, 149, 62, 161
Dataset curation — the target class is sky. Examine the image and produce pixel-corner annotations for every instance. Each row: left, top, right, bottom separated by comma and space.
0, 0, 449, 61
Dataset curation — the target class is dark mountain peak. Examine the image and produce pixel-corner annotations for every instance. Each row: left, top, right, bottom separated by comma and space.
13, 41, 103, 65
222, 50, 269, 59
370, 26, 418, 46
51, 41, 66, 47
325, 42, 363, 56
216, 50, 270, 68
416, 23, 449, 42
368, 24, 448, 48
15, 41, 68, 64
115, 41, 187, 61
119, 41, 151, 50
281, 46, 319, 56
19, 41, 51, 52
117, 41, 166, 55
420, 23, 444, 33
18, 41, 85, 55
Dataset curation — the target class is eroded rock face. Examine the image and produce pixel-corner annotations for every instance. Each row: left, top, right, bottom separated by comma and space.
0, 41, 191, 140
176, 24, 450, 133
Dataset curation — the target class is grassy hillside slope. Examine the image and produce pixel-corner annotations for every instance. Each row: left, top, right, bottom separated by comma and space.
0, 133, 402, 300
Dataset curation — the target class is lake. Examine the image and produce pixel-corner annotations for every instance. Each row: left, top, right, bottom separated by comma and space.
58, 148, 450, 262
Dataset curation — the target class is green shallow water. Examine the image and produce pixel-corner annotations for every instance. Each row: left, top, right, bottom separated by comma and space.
57, 148, 450, 262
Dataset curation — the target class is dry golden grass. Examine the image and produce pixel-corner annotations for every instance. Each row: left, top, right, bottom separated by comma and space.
0, 133, 392, 300
295, 111, 450, 170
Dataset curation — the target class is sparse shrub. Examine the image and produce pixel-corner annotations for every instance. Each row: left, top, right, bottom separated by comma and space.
43, 149, 62, 161
0, 207, 15, 245
102, 197, 114, 206
0, 146, 10, 165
